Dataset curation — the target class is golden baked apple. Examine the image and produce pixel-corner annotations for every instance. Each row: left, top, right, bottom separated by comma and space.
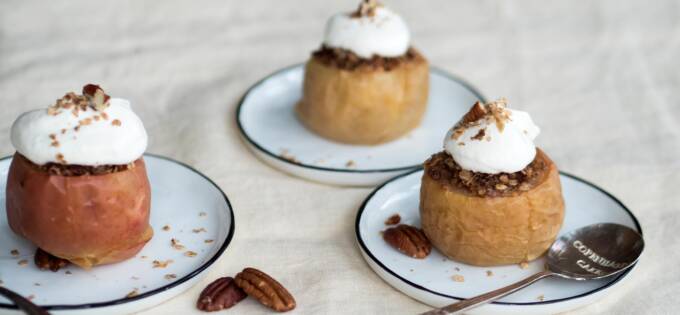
296, 0, 429, 145
419, 99, 565, 266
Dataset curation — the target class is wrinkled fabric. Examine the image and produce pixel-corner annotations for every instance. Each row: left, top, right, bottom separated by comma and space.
0, 1, 677, 314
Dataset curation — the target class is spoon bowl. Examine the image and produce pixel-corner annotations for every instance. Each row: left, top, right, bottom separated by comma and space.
547, 223, 644, 280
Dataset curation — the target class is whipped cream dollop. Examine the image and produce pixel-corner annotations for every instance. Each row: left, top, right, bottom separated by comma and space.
11, 88, 147, 166
443, 99, 540, 174
323, 2, 410, 58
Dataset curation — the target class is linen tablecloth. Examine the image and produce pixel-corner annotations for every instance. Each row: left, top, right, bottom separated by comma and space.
1, 0, 677, 314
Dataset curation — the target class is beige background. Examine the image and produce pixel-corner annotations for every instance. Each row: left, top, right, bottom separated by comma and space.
1, 0, 677, 314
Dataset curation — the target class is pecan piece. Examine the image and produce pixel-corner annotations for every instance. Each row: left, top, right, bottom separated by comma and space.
385, 214, 401, 226
471, 128, 486, 141
460, 101, 487, 124
234, 268, 296, 312
34, 248, 69, 272
82, 84, 110, 110
383, 224, 431, 259
197, 277, 247, 312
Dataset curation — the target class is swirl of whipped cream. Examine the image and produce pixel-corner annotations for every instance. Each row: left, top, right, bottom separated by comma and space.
443, 99, 540, 174
323, 5, 410, 58
11, 97, 147, 166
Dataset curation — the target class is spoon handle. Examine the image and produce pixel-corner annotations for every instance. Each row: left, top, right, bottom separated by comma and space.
0, 286, 50, 315
420, 270, 554, 315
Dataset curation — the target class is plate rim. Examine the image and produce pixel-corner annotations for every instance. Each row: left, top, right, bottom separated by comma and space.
0, 153, 236, 311
355, 167, 643, 306
235, 63, 488, 174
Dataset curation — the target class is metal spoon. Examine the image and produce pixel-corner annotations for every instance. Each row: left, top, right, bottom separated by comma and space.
421, 223, 644, 315
0, 286, 50, 315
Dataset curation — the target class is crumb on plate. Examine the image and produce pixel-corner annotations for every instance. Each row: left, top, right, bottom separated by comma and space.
152, 260, 173, 268
126, 289, 139, 298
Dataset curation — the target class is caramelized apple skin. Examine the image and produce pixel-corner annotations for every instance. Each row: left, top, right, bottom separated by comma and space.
6, 153, 153, 268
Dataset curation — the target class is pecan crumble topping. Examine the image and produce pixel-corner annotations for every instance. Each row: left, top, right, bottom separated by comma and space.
451, 99, 512, 141
424, 150, 549, 197
18, 154, 135, 176
312, 45, 423, 71
41, 160, 132, 176
47, 84, 110, 117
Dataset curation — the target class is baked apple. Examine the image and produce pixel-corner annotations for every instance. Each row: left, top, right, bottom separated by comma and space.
6, 84, 152, 268
419, 99, 565, 266
296, 0, 429, 145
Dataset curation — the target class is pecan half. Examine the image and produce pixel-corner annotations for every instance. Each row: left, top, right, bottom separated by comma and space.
34, 248, 69, 272
383, 224, 431, 259
234, 268, 296, 312
197, 277, 247, 312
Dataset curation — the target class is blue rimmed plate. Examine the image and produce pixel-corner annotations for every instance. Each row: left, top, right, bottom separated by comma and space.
356, 168, 642, 314
0, 154, 234, 315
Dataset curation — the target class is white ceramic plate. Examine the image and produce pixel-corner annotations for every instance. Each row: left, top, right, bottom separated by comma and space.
0, 154, 235, 315
356, 169, 642, 315
236, 64, 485, 186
